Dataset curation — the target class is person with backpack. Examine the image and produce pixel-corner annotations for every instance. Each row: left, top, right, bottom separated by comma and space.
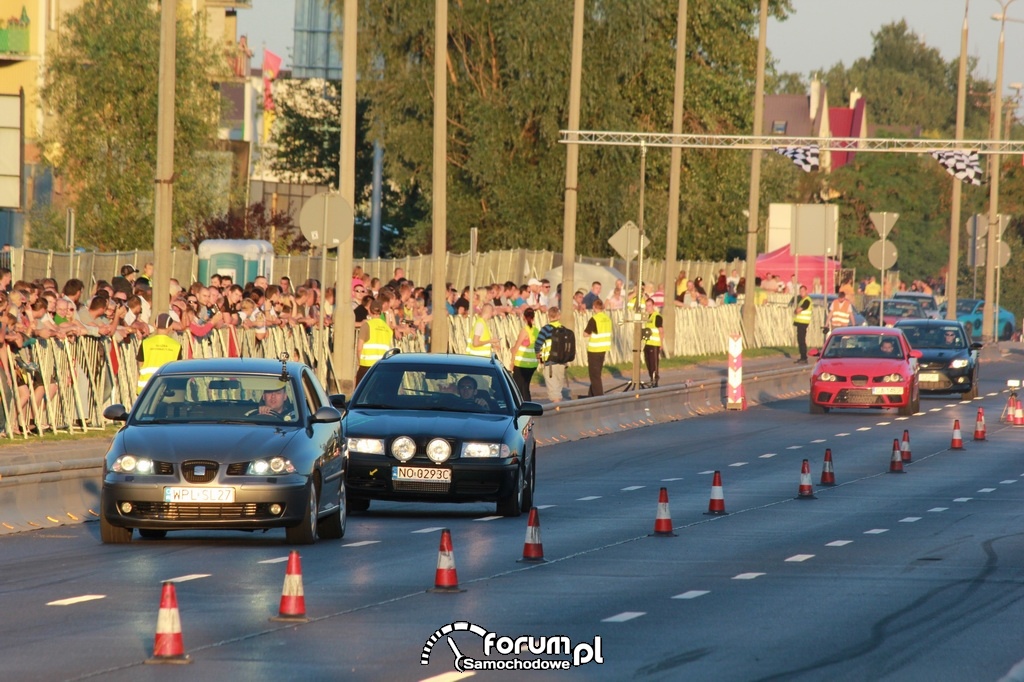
510, 307, 539, 401
534, 306, 574, 403
583, 298, 611, 396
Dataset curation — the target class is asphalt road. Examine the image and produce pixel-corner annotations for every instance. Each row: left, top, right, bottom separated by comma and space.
3, 361, 1024, 681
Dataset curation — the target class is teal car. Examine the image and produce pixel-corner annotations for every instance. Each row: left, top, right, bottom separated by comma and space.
939, 298, 1016, 341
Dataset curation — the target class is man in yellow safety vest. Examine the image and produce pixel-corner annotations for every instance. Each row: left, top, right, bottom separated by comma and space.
583, 298, 612, 396
356, 298, 394, 386
793, 285, 812, 364
643, 297, 663, 387
136, 313, 182, 393
466, 303, 499, 358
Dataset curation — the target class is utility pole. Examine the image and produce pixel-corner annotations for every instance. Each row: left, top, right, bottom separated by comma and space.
430, 0, 449, 353
152, 0, 175, 317
662, 0, 688, 354
561, 0, 585, 313
741, 0, 769, 342
946, 1, 969, 320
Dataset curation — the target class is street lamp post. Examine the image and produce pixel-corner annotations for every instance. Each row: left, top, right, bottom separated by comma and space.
946, 1, 969, 321
983, 0, 1017, 343
995, 81, 1023, 330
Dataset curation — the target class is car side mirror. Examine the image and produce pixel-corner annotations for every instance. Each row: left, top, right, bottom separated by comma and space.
518, 402, 544, 417
329, 394, 346, 410
311, 405, 342, 424
103, 404, 129, 422
910, 349, 923, 359
808, 348, 820, 357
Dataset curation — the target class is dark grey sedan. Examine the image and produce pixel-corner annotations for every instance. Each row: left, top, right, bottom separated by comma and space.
100, 357, 345, 544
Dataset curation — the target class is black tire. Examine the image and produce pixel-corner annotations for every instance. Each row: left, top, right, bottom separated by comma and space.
964, 380, 979, 400
138, 529, 167, 540
286, 481, 318, 545
521, 452, 536, 511
809, 400, 826, 415
100, 513, 132, 544
899, 395, 919, 416
348, 497, 370, 512
497, 466, 524, 517
317, 480, 347, 540
1001, 324, 1013, 341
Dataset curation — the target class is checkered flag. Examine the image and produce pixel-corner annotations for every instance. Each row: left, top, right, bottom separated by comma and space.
773, 145, 819, 172
930, 150, 984, 186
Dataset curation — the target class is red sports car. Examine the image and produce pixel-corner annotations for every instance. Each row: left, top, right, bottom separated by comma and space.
808, 327, 922, 415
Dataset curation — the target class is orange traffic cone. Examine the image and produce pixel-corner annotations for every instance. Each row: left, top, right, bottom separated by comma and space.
519, 507, 547, 561
705, 471, 728, 515
951, 419, 965, 449
889, 439, 905, 473
820, 448, 836, 486
651, 487, 677, 536
900, 429, 912, 463
271, 550, 309, 622
430, 529, 464, 592
1015, 400, 1024, 427
146, 581, 191, 664
796, 459, 816, 499
974, 408, 986, 441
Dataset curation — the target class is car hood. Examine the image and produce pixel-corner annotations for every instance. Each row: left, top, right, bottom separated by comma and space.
914, 348, 970, 362
116, 424, 297, 461
814, 358, 911, 375
344, 409, 515, 442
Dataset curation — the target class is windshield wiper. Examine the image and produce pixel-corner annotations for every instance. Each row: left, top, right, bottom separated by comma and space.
352, 403, 395, 409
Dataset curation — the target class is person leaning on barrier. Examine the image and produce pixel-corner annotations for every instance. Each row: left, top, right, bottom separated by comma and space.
356, 297, 394, 387
136, 313, 183, 393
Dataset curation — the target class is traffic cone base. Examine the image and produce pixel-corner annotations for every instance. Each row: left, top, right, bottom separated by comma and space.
430, 529, 466, 593
889, 439, 905, 474
796, 459, 817, 499
650, 487, 677, 536
518, 507, 548, 561
271, 550, 309, 623
951, 420, 965, 449
820, 448, 836, 487
705, 471, 728, 515
146, 582, 192, 665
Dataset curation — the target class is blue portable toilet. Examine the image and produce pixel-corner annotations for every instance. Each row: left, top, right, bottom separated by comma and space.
197, 240, 274, 285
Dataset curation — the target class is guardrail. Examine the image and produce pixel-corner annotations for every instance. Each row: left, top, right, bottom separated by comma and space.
0, 365, 810, 535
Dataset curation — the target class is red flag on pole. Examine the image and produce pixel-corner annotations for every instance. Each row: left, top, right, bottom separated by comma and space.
262, 49, 282, 111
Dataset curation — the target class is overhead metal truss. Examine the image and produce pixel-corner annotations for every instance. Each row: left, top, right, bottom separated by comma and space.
559, 130, 1024, 155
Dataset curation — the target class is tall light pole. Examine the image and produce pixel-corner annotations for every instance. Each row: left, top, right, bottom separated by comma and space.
152, 0, 175, 319
983, 0, 1017, 342
429, 0, 449, 354
946, 1, 970, 321
995, 80, 1023, 327
561, 0, 585, 313
741, 0, 769, 341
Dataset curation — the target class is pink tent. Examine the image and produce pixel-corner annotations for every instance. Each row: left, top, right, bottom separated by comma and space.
756, 245, 839, 293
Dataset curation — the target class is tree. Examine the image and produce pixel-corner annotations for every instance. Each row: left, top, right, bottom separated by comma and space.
40, 0, 224, 251
185, 202, 303, 253
348, 0, 793, 259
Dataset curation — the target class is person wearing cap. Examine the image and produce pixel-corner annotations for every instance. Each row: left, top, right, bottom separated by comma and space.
120, 264, 139, 283
136, 313, 182, 393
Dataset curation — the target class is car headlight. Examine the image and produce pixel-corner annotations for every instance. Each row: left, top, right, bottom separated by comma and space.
247, 457, 296, 475
818, 372, 838, 382
392, 436, 416, 462
949, 359, 969, 369
347, 438, 384, 455
882, 373, 904, 383
462, 442, 511, 458
426, 438, 452, 463
112, 455, 155, 474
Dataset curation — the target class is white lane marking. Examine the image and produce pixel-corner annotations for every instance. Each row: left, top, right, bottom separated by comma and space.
412, 527, 445, 534
672, 590, 710, 600
660, 478, 683, 482
602, 611, 645, 623
864, 529, 889, 535
47, 595, 105, 606
876, 422, 891, 426
258, 557, 290, 564
927, 507, 948, 512
699, 470, 715, 475
899, 517, 922, 523
787, 445, 803, 450
576, 496, 601, 501
475, 516, 502, 521
856, 427, 872, 432
826, 540, 852, 547
978, 488, 997, 493
760, 453, 777, 459
621, 485, 644, 491
987, 392, 999, 396
945, 404, 958, 408
960, 400, 974, 404
733, 572, 765, 580
1001, 480, 1018, 485
835, 433, 850, 437
786, 554, 814, 562
343, 540, 381, 547
929, 408, 943, 413
419, 672, 476, 682
895, 417, 910, 421
166, 574, 210, 583
535, 505, 556, 510
954, 498, 973, 503
810, 439, 827, 443
729, 462, 748, 467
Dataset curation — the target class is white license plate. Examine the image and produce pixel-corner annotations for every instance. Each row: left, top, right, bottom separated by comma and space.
393, 466, 451, 482
163, 487, 236, 503
872, 387, 905, 395
919, 373, 941, 382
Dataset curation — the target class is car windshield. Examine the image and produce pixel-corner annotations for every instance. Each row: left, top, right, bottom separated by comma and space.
955, 299, 979, 315
883, 300, 923, 317
900, 326, 967, 350
132, 373, 299, 424
351, 365, 512, 415
823, 334, 905, 359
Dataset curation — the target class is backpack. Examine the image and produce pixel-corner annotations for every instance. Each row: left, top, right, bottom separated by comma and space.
546, 325, 576, 365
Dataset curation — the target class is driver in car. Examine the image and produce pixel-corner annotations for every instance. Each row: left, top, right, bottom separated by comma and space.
456, 376, 492, 409
879, 338, 900, 357
250, 385, 297, 420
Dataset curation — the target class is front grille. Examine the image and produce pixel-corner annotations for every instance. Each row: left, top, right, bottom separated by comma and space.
127, 501, 278, 520
851, 375, 869, 387
837, 389, 883, 405
393, 479, 451, 493
182, 460, 218, 483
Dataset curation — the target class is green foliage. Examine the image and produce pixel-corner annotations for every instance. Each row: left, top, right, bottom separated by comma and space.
185, 202, 303, 253
39, 0, 224, 251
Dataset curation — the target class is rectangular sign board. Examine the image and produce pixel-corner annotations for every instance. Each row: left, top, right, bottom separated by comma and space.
0, 93, 22, 210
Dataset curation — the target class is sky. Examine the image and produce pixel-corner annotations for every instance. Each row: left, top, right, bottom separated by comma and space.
237, 0, 1024, 107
